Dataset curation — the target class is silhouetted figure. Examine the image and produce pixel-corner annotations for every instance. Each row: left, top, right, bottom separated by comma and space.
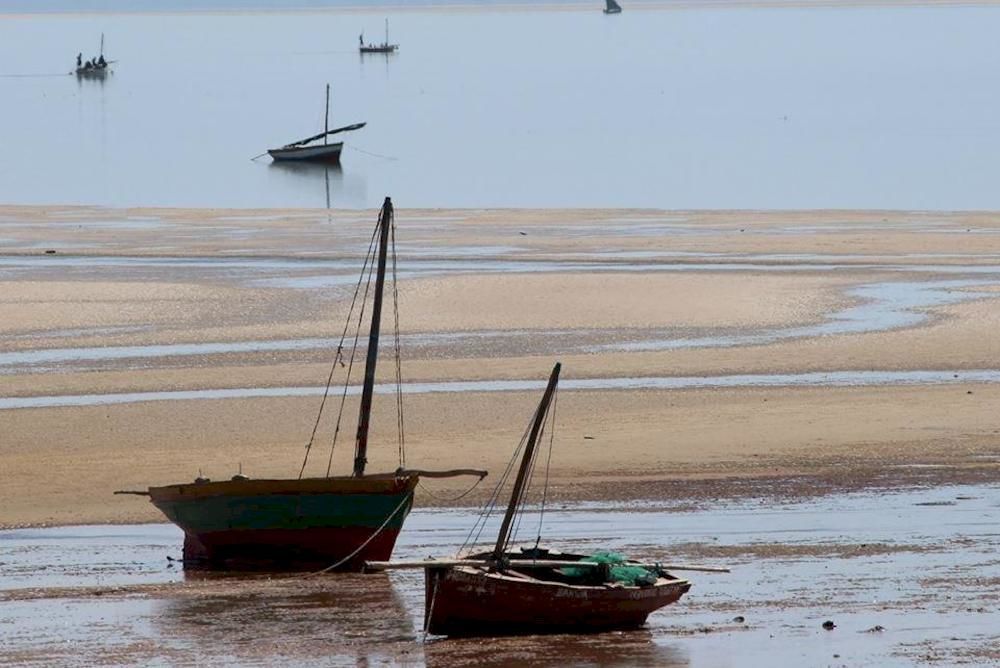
359, 33, 364, 46
76, 53, 82, 67
98, 55, 106, 67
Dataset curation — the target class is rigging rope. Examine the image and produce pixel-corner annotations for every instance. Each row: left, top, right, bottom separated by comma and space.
534, 387, 558, 547
390, 218, 407, 468
457, 411, 534, 556
299, 222, 381, 479
332, 241, 379, 477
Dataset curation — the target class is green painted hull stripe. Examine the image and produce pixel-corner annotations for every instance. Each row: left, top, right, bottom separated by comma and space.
153, 491, 413, 533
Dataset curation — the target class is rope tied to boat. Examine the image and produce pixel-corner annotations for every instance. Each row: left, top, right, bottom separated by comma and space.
307, 491, 413, 576
416, 474, 486, 504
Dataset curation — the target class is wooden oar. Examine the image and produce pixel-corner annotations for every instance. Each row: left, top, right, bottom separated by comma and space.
366, 559, 730, 573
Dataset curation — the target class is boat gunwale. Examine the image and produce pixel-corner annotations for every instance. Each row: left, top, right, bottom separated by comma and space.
445, 565, 691, 592
148, 473, 418, 501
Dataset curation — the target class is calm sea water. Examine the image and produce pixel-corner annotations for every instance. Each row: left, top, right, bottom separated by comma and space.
1, 1, 1000, 209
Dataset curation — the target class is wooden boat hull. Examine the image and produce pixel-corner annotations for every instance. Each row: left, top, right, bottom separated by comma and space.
75, 67, 109, 77
360, 46, 398, 54
148, 475, 417, 571
423, 564, 691, 636
268, 142, 343, 163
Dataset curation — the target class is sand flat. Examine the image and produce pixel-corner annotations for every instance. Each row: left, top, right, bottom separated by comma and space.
2, 205, 1000, 527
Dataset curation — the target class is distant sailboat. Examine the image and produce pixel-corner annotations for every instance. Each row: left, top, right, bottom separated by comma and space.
360, 18, 399, 54
75, 33, 113, 77
603, 0, 622, 14
267, 84, 365, 164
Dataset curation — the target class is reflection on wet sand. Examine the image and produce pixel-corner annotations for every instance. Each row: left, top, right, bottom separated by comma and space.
422, 630, 687, 668
156, 574, 415, 665
266, 161, 345, 210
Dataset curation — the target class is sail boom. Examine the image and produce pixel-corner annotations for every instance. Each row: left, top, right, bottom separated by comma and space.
283, 122, 367, 149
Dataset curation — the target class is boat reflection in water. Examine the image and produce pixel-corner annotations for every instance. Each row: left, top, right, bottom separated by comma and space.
422, 629, 689, 668
267, 161, 344, 209
155, 572, 417, 664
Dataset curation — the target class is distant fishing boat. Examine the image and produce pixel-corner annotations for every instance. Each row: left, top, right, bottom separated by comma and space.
369, 363, 726, 636
116, 197, 486, 571
75, 33, 113, 77
267, 84, 365, 164
604, 0, 622, 14
359, 19, 399, 54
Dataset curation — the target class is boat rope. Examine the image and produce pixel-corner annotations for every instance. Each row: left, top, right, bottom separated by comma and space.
330, 246, 378, 477
308, 491, 412, 575
504, 389, 557, 555
416, 475, 485, 503
509, 403, 547, 549
534, 387, 558, 548
423, 577, 441, 641
457, 414, 533, 555
299, 221, 381, 478
343, 143, 399, 161
390, 216, 406, 468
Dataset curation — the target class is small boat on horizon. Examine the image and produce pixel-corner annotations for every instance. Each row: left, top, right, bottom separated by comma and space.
75, 33, 113, 77
604, 0, 622, 14
360, 18, 399, 54
369, 362, 723, 636
116, 197, 486, 572
267, 84, 366, 164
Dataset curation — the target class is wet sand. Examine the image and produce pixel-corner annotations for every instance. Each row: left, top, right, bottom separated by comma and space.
3, 206, 1000, 527
3, 205, 1000, 665
2, 484, 997, 666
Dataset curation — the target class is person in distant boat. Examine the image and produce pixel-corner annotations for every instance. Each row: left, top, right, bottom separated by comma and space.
76, 53, 82, 68
98, 55, 106, 67
359, 33, 364, 46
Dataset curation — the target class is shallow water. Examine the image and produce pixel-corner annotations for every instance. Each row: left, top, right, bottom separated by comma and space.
2, 484, 997, 665
3, 369, 1000, 410
3, 3, 1000, 209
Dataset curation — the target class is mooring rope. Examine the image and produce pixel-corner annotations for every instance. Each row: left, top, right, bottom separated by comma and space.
423, 577, 441, 641
416, 475, 485, 504
308, 491, 412, 575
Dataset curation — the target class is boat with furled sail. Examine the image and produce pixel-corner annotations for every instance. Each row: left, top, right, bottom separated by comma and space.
369, 363, 724, 636
359, 19, 399, 54
603, 0, 622, 14
267, 84, 365, 164
116, 197, 486, 571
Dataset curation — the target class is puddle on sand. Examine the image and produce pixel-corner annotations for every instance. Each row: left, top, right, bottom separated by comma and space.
5, 277, 996, 375
1, 484, 997, 666
4, 369, 1000, 410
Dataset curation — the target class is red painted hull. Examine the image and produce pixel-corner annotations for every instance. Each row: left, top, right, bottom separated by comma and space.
182, 525, 403, 571
424, 565, 691, 636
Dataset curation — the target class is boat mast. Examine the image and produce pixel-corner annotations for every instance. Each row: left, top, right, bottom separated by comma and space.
492, 362, 561, 561
324, 84, 329, 146
354, 197, 393, 477
385, 18, 389, 46
100, 33, 104, 58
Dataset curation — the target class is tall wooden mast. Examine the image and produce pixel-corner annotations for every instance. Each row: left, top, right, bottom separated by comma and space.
354, 197, 393, 477
492, 362, 561, 561
324, 84, 329, 146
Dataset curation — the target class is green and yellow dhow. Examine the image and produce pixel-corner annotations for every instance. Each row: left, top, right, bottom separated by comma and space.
118, 198, 485, 571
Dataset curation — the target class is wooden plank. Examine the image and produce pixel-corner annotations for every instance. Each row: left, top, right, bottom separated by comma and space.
366, 558, 730, 573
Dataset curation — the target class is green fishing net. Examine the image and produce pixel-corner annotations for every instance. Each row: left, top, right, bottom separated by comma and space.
559, 551, 658, 586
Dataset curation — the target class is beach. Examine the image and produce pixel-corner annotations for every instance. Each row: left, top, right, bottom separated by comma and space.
2, 205, 999, 528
